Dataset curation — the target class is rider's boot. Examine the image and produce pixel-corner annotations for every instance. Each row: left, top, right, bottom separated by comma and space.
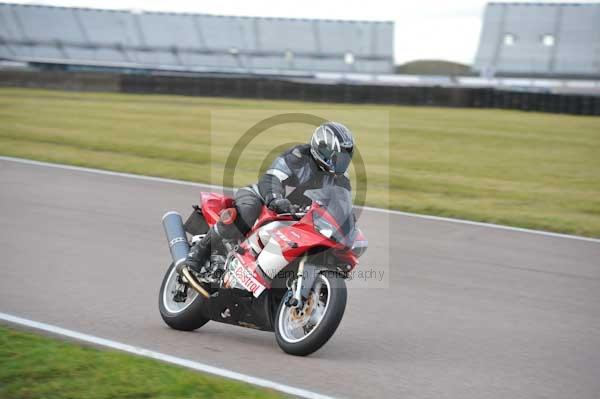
178, 227, 220, 274
178, 207, 241, 275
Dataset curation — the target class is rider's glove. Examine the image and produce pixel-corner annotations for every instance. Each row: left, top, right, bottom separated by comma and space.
268, 198, 293, 214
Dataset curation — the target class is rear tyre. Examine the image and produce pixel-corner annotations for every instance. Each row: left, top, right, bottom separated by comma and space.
158, 262, 209, 331
274, 272, 347, 356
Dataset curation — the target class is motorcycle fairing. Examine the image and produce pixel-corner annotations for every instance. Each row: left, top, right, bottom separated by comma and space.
200, 192, 234, 225
256, 218, 337, 279
198, 191, 362, 297
200, 192, 294, 230
254, 206, 278, 228
196, 288, 275, 331
223, 249, 270, 297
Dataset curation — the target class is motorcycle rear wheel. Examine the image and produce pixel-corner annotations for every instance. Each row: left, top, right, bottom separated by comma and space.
158, 262, 209, 331
275, 272, 347, 356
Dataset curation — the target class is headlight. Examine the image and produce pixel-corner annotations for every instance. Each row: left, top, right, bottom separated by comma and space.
313, 215, 336, 239
319, 228, 333, 238
313, 211, 357, 247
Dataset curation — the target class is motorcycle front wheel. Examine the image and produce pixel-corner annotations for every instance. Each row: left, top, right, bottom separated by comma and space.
274, 272, 347, 356
158, 263, 209, 331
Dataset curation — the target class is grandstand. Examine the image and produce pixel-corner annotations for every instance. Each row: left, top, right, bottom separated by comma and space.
0, 3, 394, 75
1, 2, 599, 114
473, 2, 600, 78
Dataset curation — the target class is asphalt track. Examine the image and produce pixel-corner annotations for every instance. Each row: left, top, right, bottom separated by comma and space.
1, 158, 599, 399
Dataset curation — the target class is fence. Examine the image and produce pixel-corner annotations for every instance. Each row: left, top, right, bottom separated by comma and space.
1, 70, 599, 115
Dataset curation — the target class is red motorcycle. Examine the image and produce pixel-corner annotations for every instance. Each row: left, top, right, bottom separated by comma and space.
159, 185, 367, 356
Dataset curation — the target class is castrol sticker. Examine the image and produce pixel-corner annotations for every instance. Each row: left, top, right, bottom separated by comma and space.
233, 261, 266, 298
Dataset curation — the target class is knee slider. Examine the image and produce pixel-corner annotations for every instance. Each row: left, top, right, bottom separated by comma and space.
219, 208, 237, 225
216, 208, 241, 239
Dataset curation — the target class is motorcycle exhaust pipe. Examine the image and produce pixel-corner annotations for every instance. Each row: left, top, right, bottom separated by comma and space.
161, 211, 210, 299
162, 211, 190, 269
180, 267, 210, 299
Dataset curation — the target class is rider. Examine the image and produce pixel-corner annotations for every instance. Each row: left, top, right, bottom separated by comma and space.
181, 121, 355, 274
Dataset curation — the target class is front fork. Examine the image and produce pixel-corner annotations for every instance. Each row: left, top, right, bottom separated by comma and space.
286, 253, 307, 307
286, 254, 320, 309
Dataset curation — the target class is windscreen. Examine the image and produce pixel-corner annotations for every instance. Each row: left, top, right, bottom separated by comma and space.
304, 184, 357, 247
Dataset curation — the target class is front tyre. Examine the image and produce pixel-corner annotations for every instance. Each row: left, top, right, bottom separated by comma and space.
275, 272, 347, 356
158, 263, 209, 331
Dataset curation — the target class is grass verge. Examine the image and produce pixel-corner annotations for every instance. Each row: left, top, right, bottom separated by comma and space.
0, 325, 285, 399
0, 87, 599, 237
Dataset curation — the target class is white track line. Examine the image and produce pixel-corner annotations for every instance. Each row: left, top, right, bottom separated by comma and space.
0, 312, 334, 399
1, 155, 599, 244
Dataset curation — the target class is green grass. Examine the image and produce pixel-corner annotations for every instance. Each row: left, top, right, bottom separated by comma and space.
1, 87, 599, 237
0, 325, 285, 399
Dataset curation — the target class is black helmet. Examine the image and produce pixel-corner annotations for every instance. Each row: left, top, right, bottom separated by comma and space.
310, 122, 354, 174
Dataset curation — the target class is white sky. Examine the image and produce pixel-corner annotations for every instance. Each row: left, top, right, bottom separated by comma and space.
10, 0, 599, 64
